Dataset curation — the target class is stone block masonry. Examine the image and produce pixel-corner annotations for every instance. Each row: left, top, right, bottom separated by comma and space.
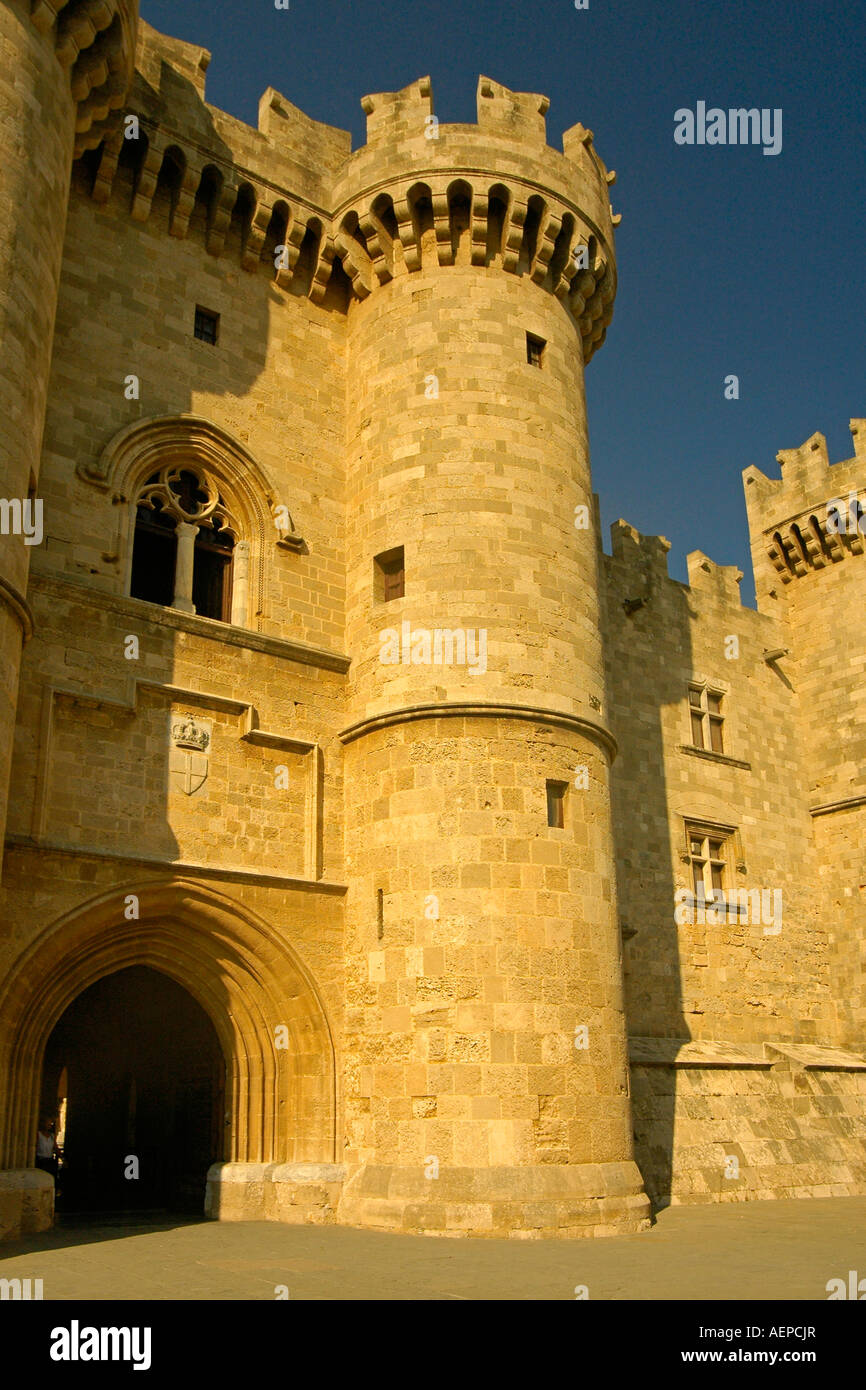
0, 8, 861, 1238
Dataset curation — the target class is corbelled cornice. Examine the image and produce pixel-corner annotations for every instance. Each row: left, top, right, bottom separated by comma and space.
76, 35, 619, 358
765, 503, 865, 583
30, 0, 139, 155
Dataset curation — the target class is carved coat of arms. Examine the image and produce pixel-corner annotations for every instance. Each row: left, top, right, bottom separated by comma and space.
169, 713, 212, 796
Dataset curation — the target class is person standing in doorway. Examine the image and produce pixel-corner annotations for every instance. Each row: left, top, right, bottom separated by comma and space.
35, 1117, 57, 1178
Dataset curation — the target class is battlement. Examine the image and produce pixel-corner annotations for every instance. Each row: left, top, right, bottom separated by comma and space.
685, 551, 744, 606
609, 520, 672, 579
744, 422, 866, 590
608, 520, 748, 611
360, 76, 435, 145
76, 21, 619, 356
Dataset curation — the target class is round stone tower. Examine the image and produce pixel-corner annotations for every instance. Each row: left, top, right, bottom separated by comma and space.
744, 423, 866, 1052
0, 0, 138, 869
336, 77, 650, 1235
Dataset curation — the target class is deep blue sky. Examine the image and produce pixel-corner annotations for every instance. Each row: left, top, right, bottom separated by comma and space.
141, 0, 864, 606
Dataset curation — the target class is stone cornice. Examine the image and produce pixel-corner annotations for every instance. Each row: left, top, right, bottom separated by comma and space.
339, 701, 618, 761
810, 792, 866, 818
764, 499, 865, 583
31, 0, 139, 157
678, 744, 752, 771
3, 837, 346, 894
78, 52, 617, 357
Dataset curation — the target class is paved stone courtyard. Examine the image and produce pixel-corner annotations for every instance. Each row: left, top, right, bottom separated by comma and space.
1, 1196, 863, 1301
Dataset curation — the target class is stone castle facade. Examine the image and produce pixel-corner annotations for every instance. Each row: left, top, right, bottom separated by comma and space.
0, 2, 863, 1241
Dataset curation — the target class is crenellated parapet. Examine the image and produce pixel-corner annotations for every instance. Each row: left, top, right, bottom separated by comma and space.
329, 75, 618, 356
28, 0, 139, 154
744, 422, 866, 592
78, 24, 619, 358
606, 521, 750, 615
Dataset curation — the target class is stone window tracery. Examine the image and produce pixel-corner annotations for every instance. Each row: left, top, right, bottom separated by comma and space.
130, 464, 244, 624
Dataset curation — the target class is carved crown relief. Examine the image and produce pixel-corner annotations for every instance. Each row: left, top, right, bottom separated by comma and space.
169, 713, 213, 796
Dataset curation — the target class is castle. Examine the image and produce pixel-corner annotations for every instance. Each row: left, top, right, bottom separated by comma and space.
0, 0, 863, 1242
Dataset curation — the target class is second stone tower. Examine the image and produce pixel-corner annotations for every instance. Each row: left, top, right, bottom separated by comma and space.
337, 77, 650, 1235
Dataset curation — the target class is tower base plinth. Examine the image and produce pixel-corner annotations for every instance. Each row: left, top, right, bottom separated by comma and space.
337, 1162, 651, 1238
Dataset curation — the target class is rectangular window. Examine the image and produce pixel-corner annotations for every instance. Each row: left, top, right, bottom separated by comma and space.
686, 824, 730, 902
688, 684, 725, 753
194, 306, 219, 344
546, 780, 567, 828
707, 692, 724, 752
193, 529, 234, 623
526, 332, 546, 367
130, 506, 177, 607
374, 546, 405, 602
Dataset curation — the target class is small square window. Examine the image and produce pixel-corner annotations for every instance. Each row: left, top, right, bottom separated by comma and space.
546, 780, 567, 828
194, 307, 219, 344
526, 333, 546, 367
374, 546, 405, 602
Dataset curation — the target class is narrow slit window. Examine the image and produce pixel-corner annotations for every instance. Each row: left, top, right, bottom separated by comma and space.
546, 780, 567, 828
374, 546, 405, 602
688, 686, 704, 747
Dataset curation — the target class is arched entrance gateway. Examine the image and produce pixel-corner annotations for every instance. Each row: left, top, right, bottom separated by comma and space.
0, 880, 336, 1230
43, 967, 225, 1215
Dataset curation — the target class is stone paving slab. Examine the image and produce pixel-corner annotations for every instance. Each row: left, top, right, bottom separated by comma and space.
1, 1196, 864, 1300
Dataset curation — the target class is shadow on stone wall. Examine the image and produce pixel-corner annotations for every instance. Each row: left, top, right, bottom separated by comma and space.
601, 523, 694, 1211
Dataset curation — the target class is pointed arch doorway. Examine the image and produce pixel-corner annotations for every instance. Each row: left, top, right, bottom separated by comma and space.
0, 878, 337, 1230
42, 966, 225, 1216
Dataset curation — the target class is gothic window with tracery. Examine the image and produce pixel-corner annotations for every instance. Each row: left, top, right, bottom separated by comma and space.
129, 465, 238, 623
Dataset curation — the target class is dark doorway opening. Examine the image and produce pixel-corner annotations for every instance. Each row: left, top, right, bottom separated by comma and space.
40, 966, 224, 1217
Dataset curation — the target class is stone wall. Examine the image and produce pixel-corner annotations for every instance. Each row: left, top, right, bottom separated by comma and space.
603, 523, 831, 1047
0, 9, 861, 1238
631, 1038, 866, 1206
